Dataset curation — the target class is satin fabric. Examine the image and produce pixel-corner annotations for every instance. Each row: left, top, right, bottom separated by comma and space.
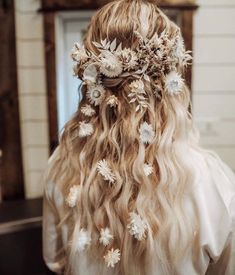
43, 148, 235, 275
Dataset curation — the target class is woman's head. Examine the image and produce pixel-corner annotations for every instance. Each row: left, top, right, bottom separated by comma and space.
47, 1, 199, 274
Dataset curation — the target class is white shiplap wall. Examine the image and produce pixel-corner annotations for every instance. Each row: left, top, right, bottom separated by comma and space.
14, 0, 49, 198
193, 0, 235, 171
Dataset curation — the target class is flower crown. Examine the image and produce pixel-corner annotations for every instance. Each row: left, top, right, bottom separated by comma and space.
71, 30, 192, 112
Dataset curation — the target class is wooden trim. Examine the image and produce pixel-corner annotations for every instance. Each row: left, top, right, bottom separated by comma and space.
0, 0, 24, 200
43, 13, 59, 152
181, 10, 194, 91
39, 3, 198, 13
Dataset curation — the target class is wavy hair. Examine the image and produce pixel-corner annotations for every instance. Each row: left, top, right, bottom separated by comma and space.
46, 0, 200, 274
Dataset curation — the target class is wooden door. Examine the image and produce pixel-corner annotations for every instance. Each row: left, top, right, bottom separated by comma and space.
0, 0, 24, 200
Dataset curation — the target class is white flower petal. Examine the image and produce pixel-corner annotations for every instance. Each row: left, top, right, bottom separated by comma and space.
75, 228, 91, 252
143, 163, 153, 176
99, 228, 114, 246
106, 95, 119, 107
81, 104, 96, 117
97, 159, 116, 183
139, 122, 155, 144
78, 121, 94, 137
66, 185, 81, 207
165, 71, 184, 95
87, 84, 106, 106
127, 212, 148, 241
104, 248, 121, 268
100, 51, 123, 78
71, 43, 88, 64
83, 64, 98, 83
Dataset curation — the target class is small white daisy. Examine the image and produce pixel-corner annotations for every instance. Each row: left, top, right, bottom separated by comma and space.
143, 163, 153, 176
165, 71, 184, 95
78, 121, 94, 137
66, 185, 81, 207
87, 84, 106, 106
139, 122, 155, 144
81, 104, 96, 117
127, 212, 148, 241
117, 48, 138, 71
99, 227, 114, 246
104, 248, 121, 268
129, 79, 145, 93
100, 51, 123, 78
97, 159, 116, 183
106, 95, 119, 107
75, 228, 91, 252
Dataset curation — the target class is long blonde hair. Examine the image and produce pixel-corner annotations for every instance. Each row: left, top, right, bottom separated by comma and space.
47, 0, 200, 274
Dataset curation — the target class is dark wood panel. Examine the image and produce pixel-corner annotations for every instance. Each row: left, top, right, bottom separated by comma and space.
40, 0, 198, 11
0, 0, 24, 200
43, 13, 58, 152
0, 227, 53, 275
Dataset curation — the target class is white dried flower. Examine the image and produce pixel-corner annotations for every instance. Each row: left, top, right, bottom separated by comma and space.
100, 51, 123, 78
175, 35, 192, 67
75, 228, 91, 252
165, 71, 184, 95
78, 121, 94, 137
99, 228, 114, 246
128, 80, 148, 112
104, 248, 121, 268
143, 163, 153, 176
106, 95, 119, 107
81, 104, 96, 117
139, 122, 155, 144
83, 63, 98, 84
66, 185, 81, 207
97, 159, 116, 183
117, 48, 138, 71
127, 212, 148, 241
87, 84, 106, 106
71, 43, 88, 64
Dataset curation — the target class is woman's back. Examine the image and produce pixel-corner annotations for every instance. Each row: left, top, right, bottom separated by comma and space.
42, 0, 235, 274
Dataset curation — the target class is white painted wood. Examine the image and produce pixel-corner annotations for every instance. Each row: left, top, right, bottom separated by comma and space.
193, 65, 235, 92
15, 0, 41, 13
19, 95, 48, 121
15, 12, 43, 40
24, 147, 49, 171
21, 122, 49, 146
197, 0, 235, 7
194, 8, 235, 35
18, 68, 46, 94
17, 41, 45, 67
193, 94, 235, 118
194, 37, 235, 64
26, 171, 44, 198
195, 120, 235, 145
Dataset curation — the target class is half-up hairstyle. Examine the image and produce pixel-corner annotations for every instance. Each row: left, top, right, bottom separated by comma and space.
46, 0, 200, 274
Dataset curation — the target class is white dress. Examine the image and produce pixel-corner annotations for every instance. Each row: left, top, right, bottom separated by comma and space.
42, 148, 235, 275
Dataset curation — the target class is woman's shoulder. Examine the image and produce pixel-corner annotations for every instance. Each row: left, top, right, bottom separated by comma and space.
189, 147, 235, 200
198, 149, 235, 208
189, 148, 235, 264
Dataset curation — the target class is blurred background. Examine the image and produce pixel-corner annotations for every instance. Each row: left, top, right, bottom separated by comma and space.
0, 0, 234, 274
